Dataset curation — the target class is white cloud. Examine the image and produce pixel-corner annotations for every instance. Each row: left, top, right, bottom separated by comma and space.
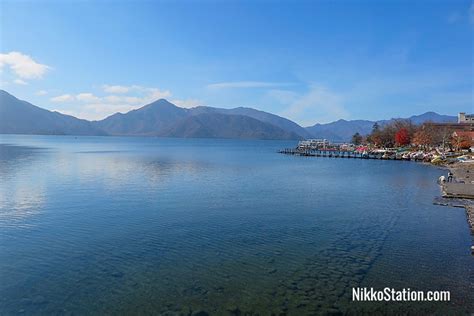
207, 81, 294, 89
13, 79, 28, 85
123, 96, 143, 104
102, 85, 130, 94
146, 88, 172, 100
81, 103, 142, 121
171, 98, 203, 108
0, 51, 50, 80
101, 85, 171, 100
51, 85, 177, 120
76, 92, 100, 102
51, 94, 74, 103
271, 84, 349, 126
103, 95, 122, 103
36, 90, 48, 96
470, 1, 474, 24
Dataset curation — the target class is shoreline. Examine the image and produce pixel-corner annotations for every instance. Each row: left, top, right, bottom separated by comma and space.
437, 161, 474, 255
440, 162, 474, 199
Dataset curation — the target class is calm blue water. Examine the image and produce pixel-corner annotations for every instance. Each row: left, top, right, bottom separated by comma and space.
0, 134, 472, 315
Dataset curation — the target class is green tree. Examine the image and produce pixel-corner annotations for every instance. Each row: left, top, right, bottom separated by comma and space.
352, 132, 363, 145
372, 122, 380, 133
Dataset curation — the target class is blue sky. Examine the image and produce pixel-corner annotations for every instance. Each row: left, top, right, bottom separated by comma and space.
0, 0, 472, 125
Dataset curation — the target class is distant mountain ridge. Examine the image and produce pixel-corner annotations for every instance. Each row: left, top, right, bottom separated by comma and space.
0, 90, 458, 141
0, 91, 302, 140
191, 106, 314, 139
95, 99, 188, 136
161, 112, 300, 140
0, 90, 104, 135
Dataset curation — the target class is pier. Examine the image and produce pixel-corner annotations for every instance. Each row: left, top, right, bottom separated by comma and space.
278, 148, 426, 161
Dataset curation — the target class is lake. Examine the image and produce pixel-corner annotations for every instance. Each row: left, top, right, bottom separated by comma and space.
0, 134, 472, 314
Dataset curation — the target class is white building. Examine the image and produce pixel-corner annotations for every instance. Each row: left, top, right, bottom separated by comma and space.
458, 112, 474, 123
298, 139, 330, 149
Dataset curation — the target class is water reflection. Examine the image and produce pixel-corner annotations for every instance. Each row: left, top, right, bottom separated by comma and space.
0, 135, 472, 314
0, 144, 48, 227
0, 183, 46, 228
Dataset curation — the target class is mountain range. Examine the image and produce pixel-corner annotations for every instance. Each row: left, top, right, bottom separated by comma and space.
0, 90, 457, 141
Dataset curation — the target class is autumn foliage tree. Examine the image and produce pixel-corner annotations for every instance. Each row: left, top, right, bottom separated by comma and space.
459, 137, 472, 150
412, 129, 432, 149
395, 128, 410, 146
364, 120, 461, 150
452, 134, 472, 150
367, 120, 415, 148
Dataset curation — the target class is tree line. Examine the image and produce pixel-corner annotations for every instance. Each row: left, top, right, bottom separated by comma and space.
351, 120, 472, 150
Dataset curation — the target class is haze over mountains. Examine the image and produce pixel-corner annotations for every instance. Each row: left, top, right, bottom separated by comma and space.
0, 90, 457, 141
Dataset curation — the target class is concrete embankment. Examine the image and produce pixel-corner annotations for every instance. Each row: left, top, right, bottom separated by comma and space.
439, 162, 474, 254
441, 162, 474, 199
442, 182, 474, 199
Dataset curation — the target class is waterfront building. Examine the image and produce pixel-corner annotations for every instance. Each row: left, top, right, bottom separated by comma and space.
424, 113, 474, 132
458, 112, 474, 124
298, 139, 331, 149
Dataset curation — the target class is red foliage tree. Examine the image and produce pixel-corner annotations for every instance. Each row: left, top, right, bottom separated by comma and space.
395, 128, 410, 146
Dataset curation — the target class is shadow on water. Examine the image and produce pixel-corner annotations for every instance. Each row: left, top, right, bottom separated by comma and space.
0, 144, 49, 173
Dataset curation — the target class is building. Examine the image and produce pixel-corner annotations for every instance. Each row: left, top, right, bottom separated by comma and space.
425, 113, 474, 132
298, 139, 330, 149
458, 112, 474, 123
